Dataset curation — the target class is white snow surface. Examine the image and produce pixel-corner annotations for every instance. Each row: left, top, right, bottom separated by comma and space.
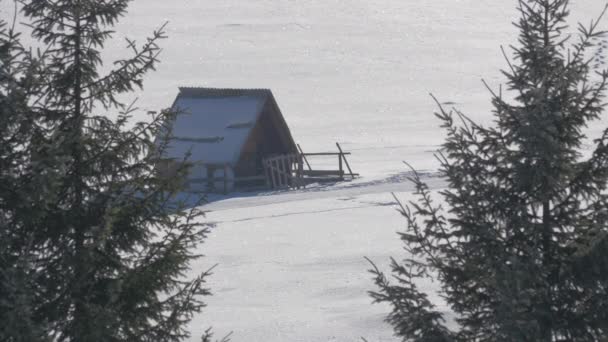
167, 95, 265, 165
191, 177, 451, 342
3, 0, 607, 341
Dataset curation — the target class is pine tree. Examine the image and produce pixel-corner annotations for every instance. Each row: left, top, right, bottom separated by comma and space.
1, 1, 213, 341
369, 1, 608, 341
0, 6, 50, 341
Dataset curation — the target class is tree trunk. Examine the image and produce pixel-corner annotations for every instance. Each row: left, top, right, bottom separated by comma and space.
71, 3, 88, 339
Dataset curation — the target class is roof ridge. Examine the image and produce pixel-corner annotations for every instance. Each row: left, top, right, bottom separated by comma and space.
178, 87, 273, 98
179, 86, 272, 91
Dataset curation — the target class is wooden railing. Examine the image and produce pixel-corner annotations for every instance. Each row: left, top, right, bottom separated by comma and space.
262, 153, 304, 189
185, 143, 358, 193
263, 142, 357, 190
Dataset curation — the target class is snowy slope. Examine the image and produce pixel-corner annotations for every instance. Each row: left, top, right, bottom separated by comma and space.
3, 0, 607, 341
168, 1, 603, 339
191, 176, 450, 342
105, 0, 604, 179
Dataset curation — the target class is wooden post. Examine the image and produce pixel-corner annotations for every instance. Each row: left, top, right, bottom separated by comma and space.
276, 158, 282, 188
263, 159, 271, 188
291, 154, 299, 189
273, 159, 282, 188
288, 155, 293, 186
336, 142, 354, 178
297, 144, 312, 171
209, 166, 215, 192
270, 159, 278, 189
223, 164, 228, 194
298, 155, 304, 189
281, 156, 288, 187
282, 156, 288, 187
291, 154, 297, 185
288, 155, 293, 187
338, 152, 344, 180
205, 165, 211, 190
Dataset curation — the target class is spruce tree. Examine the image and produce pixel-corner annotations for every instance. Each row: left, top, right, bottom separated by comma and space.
1, 1, 212, 341
369, 1, 608, 341
0, 6, 49, 341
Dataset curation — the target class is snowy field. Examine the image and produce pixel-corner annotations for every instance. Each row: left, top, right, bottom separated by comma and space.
112, 1, 606, 341
3, 0, 606, 341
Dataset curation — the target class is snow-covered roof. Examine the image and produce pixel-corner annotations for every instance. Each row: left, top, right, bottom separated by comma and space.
163, 87, 292, 166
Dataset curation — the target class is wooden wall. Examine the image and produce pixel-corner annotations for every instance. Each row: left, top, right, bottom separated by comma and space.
234, 100, 293, 177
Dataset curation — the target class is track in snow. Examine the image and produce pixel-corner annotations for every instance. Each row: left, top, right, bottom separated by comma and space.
202, 170, 446, 213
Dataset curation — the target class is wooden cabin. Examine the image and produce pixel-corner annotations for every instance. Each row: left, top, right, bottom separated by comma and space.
158, 87, 298, 192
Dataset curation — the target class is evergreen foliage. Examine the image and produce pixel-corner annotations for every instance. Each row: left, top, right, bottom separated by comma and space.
369, 1, 608, 341
0, 1, 212, 341
0, 6, 49, 341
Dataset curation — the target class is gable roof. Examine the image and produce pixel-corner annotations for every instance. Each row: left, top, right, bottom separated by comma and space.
163, 87, 296, 166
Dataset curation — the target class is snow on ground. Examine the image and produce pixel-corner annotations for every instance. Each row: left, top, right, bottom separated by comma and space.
113, 1, 607, 341
103, 0, 605, 178
3, 0, 607, 341
190, 178, 451, 342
